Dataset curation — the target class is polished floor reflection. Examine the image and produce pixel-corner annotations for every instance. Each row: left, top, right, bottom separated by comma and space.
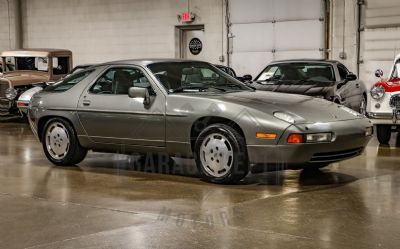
0, 120, 400, 249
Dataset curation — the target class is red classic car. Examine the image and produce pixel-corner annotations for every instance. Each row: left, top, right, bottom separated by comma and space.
368, 53, 400, 144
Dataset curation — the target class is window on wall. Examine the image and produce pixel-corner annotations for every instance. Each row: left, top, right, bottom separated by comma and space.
90, 67, 152, 95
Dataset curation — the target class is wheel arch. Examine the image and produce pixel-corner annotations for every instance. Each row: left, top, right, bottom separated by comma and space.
37, 115, 76, 143
189, 116, 246, 153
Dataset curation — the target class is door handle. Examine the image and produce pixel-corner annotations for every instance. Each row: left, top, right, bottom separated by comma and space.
82, 100, 91, 106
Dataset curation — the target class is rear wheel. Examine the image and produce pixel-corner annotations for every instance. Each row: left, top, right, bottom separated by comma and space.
376, 125, 391, 144
194, 124, 248, 184
42, 118, 87, 166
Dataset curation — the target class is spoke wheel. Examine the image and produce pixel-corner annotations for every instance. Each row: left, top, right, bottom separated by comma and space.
45, 122, 70, 160
200, 133, 234, 178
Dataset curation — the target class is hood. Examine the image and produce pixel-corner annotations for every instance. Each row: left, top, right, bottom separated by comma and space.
374, 78, 400, 92
0, 71, 49, 87
180, 91, 362, 124
251, 79, 335, 96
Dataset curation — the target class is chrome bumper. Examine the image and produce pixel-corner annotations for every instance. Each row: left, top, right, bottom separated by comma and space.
367, 112, 400, 124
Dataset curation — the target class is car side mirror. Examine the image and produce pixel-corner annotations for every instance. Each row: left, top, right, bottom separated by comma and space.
128, 87, 150, 105
242, 74, 252, 82
346, 73, 357, 81
375, 69, 383, 78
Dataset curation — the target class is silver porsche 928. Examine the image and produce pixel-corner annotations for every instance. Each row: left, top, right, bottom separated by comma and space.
28, 59, 373, 184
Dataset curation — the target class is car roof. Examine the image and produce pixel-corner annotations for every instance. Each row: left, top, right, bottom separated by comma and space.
270, 59, 339, 64
0, 48, 72, 57
97, 58, 206, 67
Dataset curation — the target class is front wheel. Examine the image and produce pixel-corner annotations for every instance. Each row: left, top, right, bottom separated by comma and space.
376, 125, 391, 144
194, 124, 249, 184
42, 118, 87, 166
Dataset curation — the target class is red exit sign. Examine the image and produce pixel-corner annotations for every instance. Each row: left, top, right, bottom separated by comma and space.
181, 11, 194, 23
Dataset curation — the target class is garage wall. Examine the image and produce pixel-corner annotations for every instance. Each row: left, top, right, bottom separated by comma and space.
360, 0, 400, 88
228, 0, 326, 77
0, 0, 20, 51
21, 0, 226, 66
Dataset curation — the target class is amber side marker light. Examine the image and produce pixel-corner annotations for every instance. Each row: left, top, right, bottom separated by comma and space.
287, 134, 304, 144
256, 133, 277, 139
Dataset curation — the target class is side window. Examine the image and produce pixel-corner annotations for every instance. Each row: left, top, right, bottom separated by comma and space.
53, 57, 70, 75
90, 67, 151, 95
45, 69, 94, 92
338, 64, 349, 81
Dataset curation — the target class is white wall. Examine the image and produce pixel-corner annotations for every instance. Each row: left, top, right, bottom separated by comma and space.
21, 0, 226, 66
0, 0, 19, 51
329, 0, 358, 73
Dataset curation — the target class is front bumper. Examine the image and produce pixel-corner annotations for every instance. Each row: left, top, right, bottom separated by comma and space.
247, 118, 372, 166
367, 112, 400, 125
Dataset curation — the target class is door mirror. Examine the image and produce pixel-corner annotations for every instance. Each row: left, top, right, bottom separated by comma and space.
128, 87, 150, 105
346, 73, 357, 81
242, 74, 252, 82
375, 69, 383, 78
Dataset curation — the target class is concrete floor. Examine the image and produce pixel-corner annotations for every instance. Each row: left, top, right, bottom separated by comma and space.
0, 120, 400, 249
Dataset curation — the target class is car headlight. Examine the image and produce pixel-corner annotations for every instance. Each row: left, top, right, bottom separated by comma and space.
5, 88, 18, 100
340, 106, 361, 116
274, 112, 296, 124
370, 85, 385, 100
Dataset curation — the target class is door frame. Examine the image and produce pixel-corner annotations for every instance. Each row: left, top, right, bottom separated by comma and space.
175, 25, 205, 59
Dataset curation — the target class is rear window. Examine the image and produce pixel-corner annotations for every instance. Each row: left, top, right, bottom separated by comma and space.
45, 69, 94, 92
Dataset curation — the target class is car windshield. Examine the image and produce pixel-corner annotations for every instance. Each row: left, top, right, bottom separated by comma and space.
44, 69, 94, 92
391, 60, 400, 79
147, 62, 251, 93
256, 63, 336, 83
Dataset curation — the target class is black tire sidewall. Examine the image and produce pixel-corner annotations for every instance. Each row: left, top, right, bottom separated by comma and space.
377, 125, 391, 144
42, 118, 85, 166
194, 124, 248, 184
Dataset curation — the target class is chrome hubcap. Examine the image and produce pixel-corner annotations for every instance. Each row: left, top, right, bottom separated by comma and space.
45, 122, 70, 160
200, 133, 234, 178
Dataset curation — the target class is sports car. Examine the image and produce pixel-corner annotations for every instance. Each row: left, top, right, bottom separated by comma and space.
28, 59, 373, 184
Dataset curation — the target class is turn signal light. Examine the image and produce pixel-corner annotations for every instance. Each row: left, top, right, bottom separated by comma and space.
287, 134, 304, 144
256, 133, 277, 139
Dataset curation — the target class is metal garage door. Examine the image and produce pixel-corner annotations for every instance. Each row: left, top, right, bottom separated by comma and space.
360, 0, 400, 88
228, 0, 326, 77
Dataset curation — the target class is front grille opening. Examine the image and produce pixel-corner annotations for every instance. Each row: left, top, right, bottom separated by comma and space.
310, 147, 363, 163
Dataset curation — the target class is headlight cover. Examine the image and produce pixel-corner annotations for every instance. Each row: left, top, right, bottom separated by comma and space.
5, 88, 18, 100
370, 85, 385, 100
340, 106, 361, 116
274, 112, 296, 124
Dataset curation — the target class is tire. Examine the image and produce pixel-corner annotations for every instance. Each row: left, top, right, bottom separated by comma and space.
376, 125, 391, 144
194, 124, 248, 184
42, 118, 87, 166
359, 95, 367, 115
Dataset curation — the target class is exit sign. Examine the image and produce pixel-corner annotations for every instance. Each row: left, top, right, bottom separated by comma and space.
181, 12, 194, 23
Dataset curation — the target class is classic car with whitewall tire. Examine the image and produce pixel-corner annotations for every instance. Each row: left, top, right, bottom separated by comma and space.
368, 54, 400, 144
250, 59, 367, 114
0, 49, 72, 115
28, 59, 373, 184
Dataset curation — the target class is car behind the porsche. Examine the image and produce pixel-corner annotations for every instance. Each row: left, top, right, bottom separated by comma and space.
28, 59, 373, 184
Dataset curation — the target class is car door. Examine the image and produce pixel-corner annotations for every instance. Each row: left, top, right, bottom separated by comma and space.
77, 66, 166, 147
337, 63, 361, 109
